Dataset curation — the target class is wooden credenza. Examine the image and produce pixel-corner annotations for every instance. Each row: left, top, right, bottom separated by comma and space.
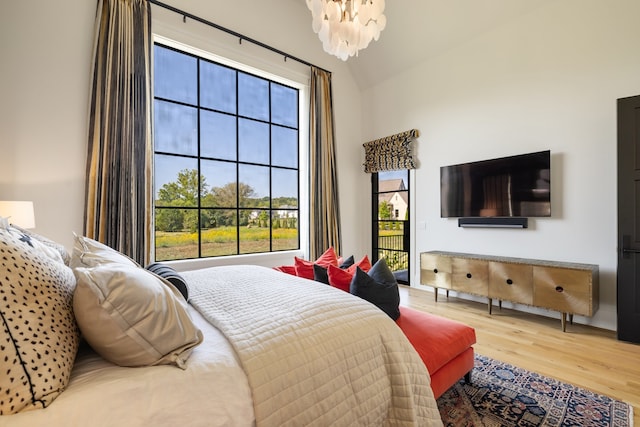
420, 251, 599, 331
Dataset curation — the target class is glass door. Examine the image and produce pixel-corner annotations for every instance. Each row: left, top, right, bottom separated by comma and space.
372, 170, 410, 285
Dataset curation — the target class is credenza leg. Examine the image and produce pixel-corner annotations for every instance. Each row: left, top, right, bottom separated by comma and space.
561, 312, 567, 332
569, 313, 574, 325
488, 298, 493, 315
446, 290, 449, 298
434, 288, 438, 302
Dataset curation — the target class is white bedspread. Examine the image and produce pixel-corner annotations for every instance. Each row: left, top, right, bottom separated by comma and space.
185, 265, 443, 427
0, 307, 255, 427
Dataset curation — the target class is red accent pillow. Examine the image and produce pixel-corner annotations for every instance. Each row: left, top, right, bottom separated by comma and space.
293, 257, 315, 279
327, 264, 353, 292
327, 255, 373, 292
273, 265, 297, 276
346, 255, 372, 274
315, 247, 339, 266
294, 247, 339, 279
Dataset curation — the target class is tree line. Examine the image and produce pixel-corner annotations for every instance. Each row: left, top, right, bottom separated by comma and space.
155, 169, 298, 232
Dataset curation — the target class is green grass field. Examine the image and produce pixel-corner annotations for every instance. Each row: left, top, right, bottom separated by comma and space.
155, 226, 298, 261
155, 226, 407, 270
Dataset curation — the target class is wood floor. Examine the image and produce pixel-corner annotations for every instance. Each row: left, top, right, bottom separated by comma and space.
400, 286, 640, 425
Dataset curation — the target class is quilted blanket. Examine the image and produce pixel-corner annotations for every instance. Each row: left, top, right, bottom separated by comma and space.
184, 265, 443, 427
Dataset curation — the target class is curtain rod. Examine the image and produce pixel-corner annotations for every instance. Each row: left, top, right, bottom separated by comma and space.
148, 0, 332, 75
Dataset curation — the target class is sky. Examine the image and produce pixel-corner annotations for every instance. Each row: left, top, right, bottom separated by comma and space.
153, 44, 299, 203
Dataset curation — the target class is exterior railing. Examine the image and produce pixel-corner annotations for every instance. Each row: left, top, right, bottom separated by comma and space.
378, 234, 408, 272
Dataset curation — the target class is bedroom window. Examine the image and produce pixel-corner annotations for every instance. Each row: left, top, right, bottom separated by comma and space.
153, 43, 300, 261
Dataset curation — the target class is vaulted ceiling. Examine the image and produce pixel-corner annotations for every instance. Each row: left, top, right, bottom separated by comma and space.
297, 0, 555, 89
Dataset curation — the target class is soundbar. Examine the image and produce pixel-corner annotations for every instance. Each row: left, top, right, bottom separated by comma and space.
458, 217, 528, 228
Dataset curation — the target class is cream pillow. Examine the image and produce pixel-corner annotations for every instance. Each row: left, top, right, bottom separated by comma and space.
73, 263, 203, 368
70, 233, 139, 269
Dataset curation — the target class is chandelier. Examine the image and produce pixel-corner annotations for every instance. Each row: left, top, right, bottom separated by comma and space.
306, 0, 386, 61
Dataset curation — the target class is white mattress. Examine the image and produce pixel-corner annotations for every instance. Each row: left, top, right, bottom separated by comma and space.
0, 307, 255, 427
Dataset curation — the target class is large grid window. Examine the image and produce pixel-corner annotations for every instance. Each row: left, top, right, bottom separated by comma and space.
153, 43, 300, 261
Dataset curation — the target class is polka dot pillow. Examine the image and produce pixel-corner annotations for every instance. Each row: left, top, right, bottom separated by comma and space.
0, 225, 79, 415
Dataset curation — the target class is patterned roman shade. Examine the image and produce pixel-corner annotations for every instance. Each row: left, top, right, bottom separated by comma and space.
363, 129, 419, 173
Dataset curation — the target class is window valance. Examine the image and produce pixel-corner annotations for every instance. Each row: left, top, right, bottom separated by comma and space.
362, 129, 418, 173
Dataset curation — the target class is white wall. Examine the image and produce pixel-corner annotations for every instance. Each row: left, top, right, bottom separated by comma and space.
0, 0, 368, 262
0, 0, 94, 248
362, 0, 640, 330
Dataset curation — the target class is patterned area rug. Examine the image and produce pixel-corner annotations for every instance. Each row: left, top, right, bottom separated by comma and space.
437, 354, 633, 427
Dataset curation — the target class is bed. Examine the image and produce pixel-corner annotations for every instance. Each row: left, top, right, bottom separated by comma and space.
0, 225, 443, 426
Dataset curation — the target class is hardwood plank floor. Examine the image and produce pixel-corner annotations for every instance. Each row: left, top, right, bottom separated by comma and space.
400, 286, 640, 425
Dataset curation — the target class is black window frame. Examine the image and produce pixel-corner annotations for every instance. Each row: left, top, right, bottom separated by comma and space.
372, 171, 411, 285
153, 42, 301, 261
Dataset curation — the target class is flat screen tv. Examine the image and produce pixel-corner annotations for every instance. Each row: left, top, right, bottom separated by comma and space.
440, 150, 551, 218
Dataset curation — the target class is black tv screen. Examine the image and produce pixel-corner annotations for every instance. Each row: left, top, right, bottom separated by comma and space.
440, 150, 551, 218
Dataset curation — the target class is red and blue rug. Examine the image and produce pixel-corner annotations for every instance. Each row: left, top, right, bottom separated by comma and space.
437, 354, 633, 426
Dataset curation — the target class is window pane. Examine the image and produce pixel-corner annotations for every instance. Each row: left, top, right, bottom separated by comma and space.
201, 209, 237, 257
154, 100, 198, 156
271, 125, 298, 168
154, 155, 199, 207
238, 73, 268, 121
272, 211, 298, 251
378, 191, 409, 220
387, 190, 408, 220
378, 170, 408, 192
239, 164, 269, 208
240, 209, 269, 254
154, 45, 197, 105
202, 160, 237, 208
155, 208, 199, 261
271, 83, 297, 127
239, 118, 269, 164
201, 110, 236, 161
272, 168, 298, 208
200, 61, 236, 114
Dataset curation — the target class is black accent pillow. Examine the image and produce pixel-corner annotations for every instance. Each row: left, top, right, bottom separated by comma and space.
313, 263, 330, 284
145, 262, 189, 301
349, 258, 400, 320
338, 255, 355, 269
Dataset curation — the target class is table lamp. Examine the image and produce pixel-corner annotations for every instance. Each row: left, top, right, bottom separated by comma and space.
0, 201, 36, 229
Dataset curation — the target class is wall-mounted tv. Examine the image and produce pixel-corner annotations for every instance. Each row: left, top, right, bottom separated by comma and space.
440, 150, 551, 218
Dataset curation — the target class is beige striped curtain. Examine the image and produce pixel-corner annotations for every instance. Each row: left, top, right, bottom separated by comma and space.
85, 0, 153, 265
309, 67, 342, 259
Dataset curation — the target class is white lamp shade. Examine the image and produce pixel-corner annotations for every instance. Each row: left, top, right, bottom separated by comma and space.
0, 201, 36, 229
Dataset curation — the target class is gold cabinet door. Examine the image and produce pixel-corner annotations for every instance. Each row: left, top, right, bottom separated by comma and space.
533, 266, 592, 316
451, 258, 488, 296
488, 262, 533, 305
420, 253, 452, 289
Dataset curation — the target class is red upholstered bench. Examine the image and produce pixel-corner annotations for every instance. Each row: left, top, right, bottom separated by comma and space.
396, 306, 476, 399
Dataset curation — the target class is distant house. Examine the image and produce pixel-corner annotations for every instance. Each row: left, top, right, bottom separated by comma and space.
378, 179, 408, 220
249, 206, 298, 220
275, 206, 298, 219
